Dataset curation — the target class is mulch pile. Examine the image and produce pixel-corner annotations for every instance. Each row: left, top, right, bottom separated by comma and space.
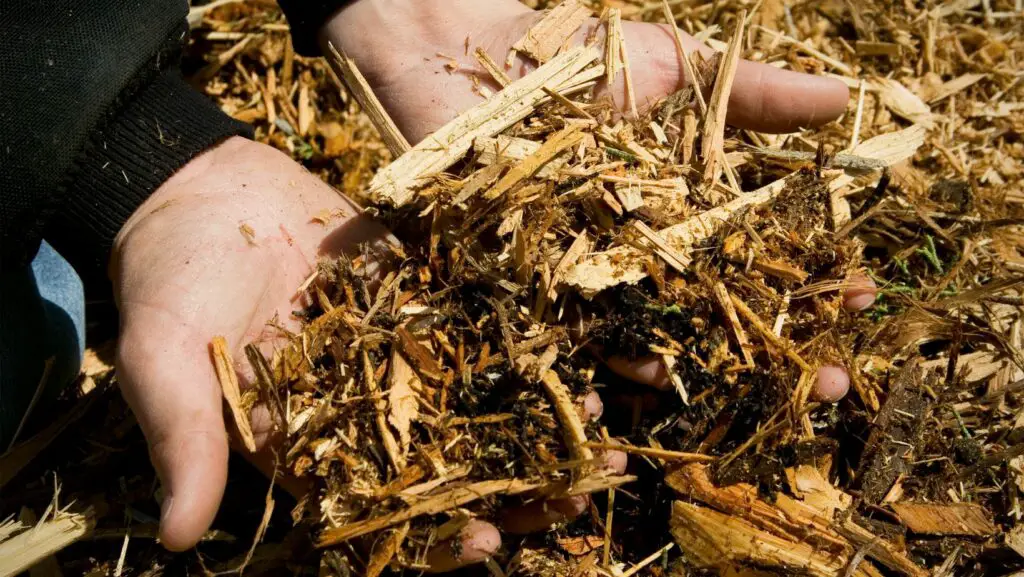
2, 1, 1023, 576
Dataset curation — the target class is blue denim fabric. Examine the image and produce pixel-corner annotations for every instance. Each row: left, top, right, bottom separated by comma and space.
0, 242, 85, 448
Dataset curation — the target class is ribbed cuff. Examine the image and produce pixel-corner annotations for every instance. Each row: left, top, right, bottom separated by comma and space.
277, 0, 351, 55
48, 69, 253, 288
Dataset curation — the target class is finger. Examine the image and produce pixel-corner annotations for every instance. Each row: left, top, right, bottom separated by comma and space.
116, 310, 229, 552
580, 390, 604, 421
813, 365, 850, 403
501, 495, 590, 535
602, 449, 629, 475
620, 20, 849, 133
605, 355, 672, 390
843, 274, 878, 312
425, 519, 501, 573
499, 449, 625, 536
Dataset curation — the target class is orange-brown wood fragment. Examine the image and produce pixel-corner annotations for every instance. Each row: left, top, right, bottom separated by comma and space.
211, 336, 256, 453
890, 502, 998, 537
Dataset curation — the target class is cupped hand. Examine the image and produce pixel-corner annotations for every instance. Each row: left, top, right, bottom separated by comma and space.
112, 137, 391, 550
111, 137, 625, 565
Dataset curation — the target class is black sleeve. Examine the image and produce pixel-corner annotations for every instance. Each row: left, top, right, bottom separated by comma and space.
276, 0, 353, 56
0, 0, 252, 282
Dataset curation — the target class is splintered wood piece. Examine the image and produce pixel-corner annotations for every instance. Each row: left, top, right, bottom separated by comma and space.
474, 47, 511, 87
484, 127, 584, 200
319, 479, 538, 546
318, 474, 634, 546
630, 221, 692, 273
617, 11, 638, 118
369, 46, 600, 207
211, 336, 257, 453
665, 464, 849, 553
370, 46, 598, 208
473, 135, 569, 180
549, 230, 592, 300
364, 349, 405, 472
849, 124, 927, 167
837, 520, 930, 577
613, 181, 644, 212
870, 77, 935, 127
926, 73, 987, 104
890, 503, 997, 537
584, 443, 715, 463
326, 41, 411, 158
1008, 525, 1024, 559
366, 522, 410, 577
711, 282, 755, 366
565, 173, 794, 298
700, 11, 745, 184
729, 292, 813, 372
661, 0, 706, 115
540, 370, 594, 462
661, 354, 689, 403
511, 0, 592, 63
669, 501, 862, 577
387, 350, 421, 453
604, 8, 623, 90
0, 508, 96, 576
395, 325, 444, 382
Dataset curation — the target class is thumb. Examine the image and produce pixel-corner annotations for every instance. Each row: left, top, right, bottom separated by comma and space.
116, 305, 229, 551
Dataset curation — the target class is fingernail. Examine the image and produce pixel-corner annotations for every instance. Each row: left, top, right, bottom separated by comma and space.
813, 365, 850, 403
601, 450, 628, 475
843, 275, 878, 312
582, 391, 604, 421
460, 520, 501, 558
551, 495, 590, 517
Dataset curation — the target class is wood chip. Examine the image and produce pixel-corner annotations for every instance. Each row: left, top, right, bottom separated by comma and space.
369, 46, 600, 207
484, 127, 584, 200
565, 173, 795, 298
700, 11, 745, 184
326, 42, 410, 157
539, 370, 593, 462
890, 502, 998, 537
511, 0, 592, 64
211, 336, 256, 453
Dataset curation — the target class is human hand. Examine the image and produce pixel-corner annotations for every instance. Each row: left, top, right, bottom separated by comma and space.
311, 2, 875, 568
111, 136, 392, 550
321, 0, 850, 143
111, 136, 626, 567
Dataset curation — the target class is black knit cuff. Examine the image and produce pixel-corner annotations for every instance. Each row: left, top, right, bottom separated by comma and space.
277, 0, 352, 55
48, 69, 253, 287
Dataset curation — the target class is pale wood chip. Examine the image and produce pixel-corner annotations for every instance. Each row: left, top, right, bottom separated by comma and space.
539, 370, 594, 462
211, 336, 257, 453
326, 42, 411, 157
512, 0, 592, 63
370, 47, 600, 207
565, 174, 795, 298
387, 350, 421, 453
701, 11, 745, 184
